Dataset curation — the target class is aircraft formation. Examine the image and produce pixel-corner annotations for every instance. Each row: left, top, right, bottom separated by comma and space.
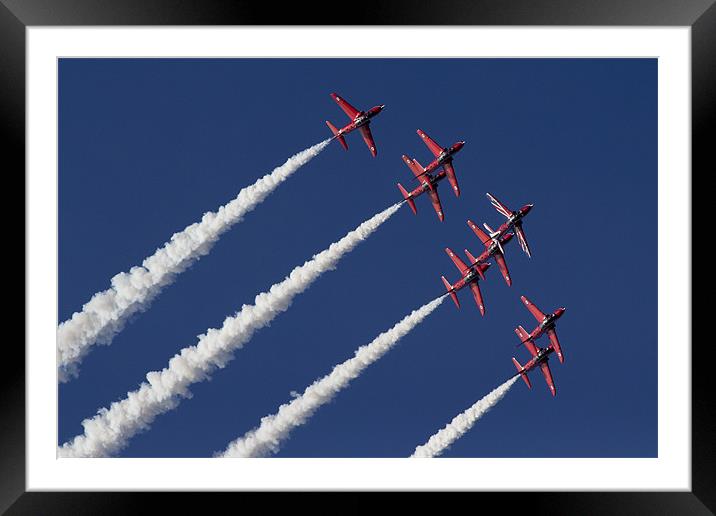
327, 92, 568, 397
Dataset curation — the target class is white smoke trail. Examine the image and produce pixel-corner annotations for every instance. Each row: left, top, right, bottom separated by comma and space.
59, 202, 403, 457
58, 140, 330, 382
411, 376, 519, 458
219, 295, 446, 458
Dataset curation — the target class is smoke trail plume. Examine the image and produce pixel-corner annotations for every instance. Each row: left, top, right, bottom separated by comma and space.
58, 140, 330, 382
59, 202, 402, 457
411, 376, 519, 458
219, 295, 446, 458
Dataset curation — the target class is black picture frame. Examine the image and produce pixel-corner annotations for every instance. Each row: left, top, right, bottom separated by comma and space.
5, 1, 710, 513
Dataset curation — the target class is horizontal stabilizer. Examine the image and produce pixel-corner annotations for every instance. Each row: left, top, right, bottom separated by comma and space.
441, 275, 460, 309
397, 183, 417, 215
512, 357, 532, 389
326, 121, 347, 150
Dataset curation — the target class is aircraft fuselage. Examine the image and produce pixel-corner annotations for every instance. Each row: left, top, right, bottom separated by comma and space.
522, 346, 554, 372
452, 267, 479, 292
472, 232, 514, 266
405, 170, 447, 199
340, 104, 385, 134
530, 308, 566, 340
494, 204, 533, 235
423, 141, 465, 174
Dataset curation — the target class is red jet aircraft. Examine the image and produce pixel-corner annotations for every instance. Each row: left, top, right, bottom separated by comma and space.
396, 155, 453, 221
441, 248, 491, 315
465, 220, 515, 286
325, 93, 385, 157
414, 129, 465, 197
483, 192, 534, 258
511, 339, 559, 397
515, 295, 566, 364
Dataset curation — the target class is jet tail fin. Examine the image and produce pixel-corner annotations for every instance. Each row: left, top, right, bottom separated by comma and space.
397, 183, 417, 215
512, 357, 532, 389
326, 121, 347, 150
441, 276, 460, 309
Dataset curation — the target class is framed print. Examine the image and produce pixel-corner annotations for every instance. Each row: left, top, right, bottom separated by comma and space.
6, 0, 711, 513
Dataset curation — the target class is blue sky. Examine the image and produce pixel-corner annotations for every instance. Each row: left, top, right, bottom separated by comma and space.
58, 58, 657, 457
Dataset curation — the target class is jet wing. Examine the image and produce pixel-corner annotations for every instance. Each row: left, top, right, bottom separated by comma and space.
469, 281, 486, 316
547, 328, 564, 363
514, 222, 532, 258
539, 361, 557, 396
445, 248, 468, 274
521, 295, 546, 322
428, 187, 444, 221
330, 93, 360, 120
486, 192, 513, 219
402, 155, 427, 179
358, 125, 377, 157
494, 252, 512, 286
417, 129, 444, 157
443, 162, 460, 197
467, 220, 492, 246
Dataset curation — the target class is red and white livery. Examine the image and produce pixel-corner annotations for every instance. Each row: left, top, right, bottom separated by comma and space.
515, 295, 566, 364
483, 192, 534, 258
440, 248, 491, 316
412, 129, 465, 197
465, 220, 514, 286
397, 155, 454, 221
511, 339, 560, 397
325, 93, 385, 157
